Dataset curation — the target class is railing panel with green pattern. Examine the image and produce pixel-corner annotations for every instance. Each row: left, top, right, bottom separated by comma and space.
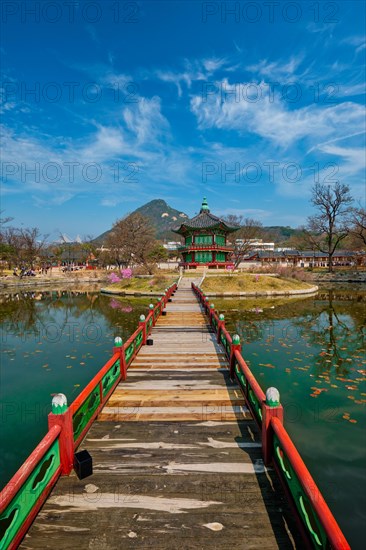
233, 358, 263, 427
191, 282, 350, 550
273, 432, 327, 548
0, 284, 179, 550
220, 330, 231, 359
0, 429, 61, 550
73, 385, 101, 442
101, 359, 120, 398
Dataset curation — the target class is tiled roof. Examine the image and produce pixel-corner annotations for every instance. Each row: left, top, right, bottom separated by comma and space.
249, 250, 357, 259
173, 197, 240, 234
173, 211, 239, 233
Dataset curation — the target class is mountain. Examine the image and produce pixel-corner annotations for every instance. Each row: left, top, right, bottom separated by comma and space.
134, 199, 189, 239
94, 199, 303, 245
94, 199, 189, 243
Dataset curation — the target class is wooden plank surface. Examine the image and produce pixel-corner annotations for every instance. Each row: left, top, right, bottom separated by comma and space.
21, 278, 299, 549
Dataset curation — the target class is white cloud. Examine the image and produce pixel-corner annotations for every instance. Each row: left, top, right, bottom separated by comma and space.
246, 55, 304, 81
191, 78, 366, 148
155, 56, 230, 97
338, 83, 366, 98
123, 96, 170, 145
0, 92, 199, 207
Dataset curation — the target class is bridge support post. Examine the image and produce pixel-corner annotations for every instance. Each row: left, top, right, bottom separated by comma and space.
209, 304, 215, 326
230, 335, 241, 378
262, 387, 283, 465
149, 304, 156, 326
217, 314, 225, 343
114, 336, 127, 380
48, 394, 74, 475
139, 315, 147, 345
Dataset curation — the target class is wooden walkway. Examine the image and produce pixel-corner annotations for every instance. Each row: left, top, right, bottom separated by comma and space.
21, 278, 300, 549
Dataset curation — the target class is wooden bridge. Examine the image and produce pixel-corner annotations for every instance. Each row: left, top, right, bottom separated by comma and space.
0, 279, 350, 549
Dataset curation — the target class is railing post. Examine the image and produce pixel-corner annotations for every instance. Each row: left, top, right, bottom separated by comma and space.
230, 334, 241, 378
48, 394, 74, 475
113, 336, 127, 380
209, 303, 215, 325
139, 315, 147, 345
262, 387, 284, 466
149, 303, 156, 325
217, 314, 225, 343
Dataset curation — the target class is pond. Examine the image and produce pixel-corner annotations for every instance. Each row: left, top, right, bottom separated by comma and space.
213, 288, 366, 549
0, 286, 153, 490
0, 285, 365, 548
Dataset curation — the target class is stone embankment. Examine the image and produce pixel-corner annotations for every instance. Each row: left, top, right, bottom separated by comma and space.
310, 271, 366, 283
0, 275, 108, 289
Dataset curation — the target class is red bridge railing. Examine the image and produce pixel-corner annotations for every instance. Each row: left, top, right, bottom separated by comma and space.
0, 282, 177, 550
192, 282, 350, 550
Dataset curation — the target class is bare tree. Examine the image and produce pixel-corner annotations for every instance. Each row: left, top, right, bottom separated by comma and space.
18, 228, 49, 268
106, 213, 157, 272
223, 215, 263, 268
306, 183, 353, 272
0, 226, 48, 269
348, 206, 366, 248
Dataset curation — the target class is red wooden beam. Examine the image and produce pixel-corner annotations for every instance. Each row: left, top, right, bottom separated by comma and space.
69, 352, 120, 415
0, 425, 61, 513
271, 417, 350, 550
234, 350, 265, 404
7, 466, 61, 550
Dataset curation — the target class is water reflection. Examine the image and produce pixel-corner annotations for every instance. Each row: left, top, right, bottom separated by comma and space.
0, 288, 153, 490
213, 289, 366, 549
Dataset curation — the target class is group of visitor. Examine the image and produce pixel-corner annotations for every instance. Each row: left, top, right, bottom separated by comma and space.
13, 267, 36, 278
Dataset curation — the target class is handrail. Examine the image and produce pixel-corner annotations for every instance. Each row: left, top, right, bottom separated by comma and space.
191, 281, 350, 549
0, 282, 178, 550
272, 417, 350, 550
0, 425, 62, 550
69, 352, 120, 414
0, 425, 61, 513
221, 325, 232, 347
234, 349, 266, 417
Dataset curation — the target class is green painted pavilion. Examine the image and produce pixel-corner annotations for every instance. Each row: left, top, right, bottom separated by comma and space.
172, 198, 240, 268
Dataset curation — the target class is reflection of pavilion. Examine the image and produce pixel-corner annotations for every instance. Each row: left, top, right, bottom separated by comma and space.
173, 198, 239, 269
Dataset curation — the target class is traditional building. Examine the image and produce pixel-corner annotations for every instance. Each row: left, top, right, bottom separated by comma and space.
172, 198, 239, 268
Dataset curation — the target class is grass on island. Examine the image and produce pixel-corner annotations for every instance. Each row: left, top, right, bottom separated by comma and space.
103, 275, 176, 293
200, 274, 314, 293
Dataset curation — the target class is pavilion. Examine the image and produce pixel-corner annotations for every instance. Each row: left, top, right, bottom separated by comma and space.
172, 198, 239, 269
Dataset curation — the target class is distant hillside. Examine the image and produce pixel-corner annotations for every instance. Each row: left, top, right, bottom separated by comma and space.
134, 199, 189, 239
261, 226, 303, 243
94, 200, 303, 246
94, 199, 189, 243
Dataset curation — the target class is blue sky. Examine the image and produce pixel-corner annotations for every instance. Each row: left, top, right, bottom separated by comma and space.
1, 0, 365, 240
